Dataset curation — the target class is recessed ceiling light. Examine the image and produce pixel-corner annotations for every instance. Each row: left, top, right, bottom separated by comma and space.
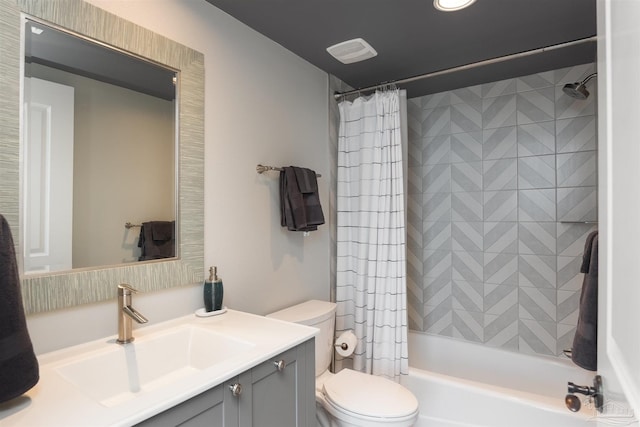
30, 26, 44, 35
433, 0, 477, 12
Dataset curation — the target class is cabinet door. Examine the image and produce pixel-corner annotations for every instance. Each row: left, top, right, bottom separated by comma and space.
238, 340, 315, 427
135, 377, 239, 427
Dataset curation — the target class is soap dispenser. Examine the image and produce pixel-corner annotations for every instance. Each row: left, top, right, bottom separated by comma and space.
204, 266, 224, 312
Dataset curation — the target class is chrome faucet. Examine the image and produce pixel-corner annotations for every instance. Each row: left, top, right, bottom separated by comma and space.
117, 284, 148, 344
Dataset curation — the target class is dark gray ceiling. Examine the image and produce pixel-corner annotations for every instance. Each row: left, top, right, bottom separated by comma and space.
205, 0, 597, 98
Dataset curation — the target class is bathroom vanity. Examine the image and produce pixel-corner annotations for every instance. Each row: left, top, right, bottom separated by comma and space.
0, 310, 317, 427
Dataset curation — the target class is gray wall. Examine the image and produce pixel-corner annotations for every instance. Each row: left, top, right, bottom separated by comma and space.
406, 63, 598, 357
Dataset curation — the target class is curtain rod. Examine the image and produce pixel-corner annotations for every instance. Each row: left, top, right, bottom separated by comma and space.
333, 36, 597, 99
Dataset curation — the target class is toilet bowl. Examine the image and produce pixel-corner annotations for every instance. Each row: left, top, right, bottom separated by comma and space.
267, 300, 419, 427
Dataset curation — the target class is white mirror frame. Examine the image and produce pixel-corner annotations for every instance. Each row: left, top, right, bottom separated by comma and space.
0, 0, 204, 314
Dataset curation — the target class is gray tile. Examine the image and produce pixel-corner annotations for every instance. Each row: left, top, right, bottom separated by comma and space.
556, 115, 597, 153
557, 186, 597, 222
484, 284, 518, 315
482, 79, 517, 98
423, 249, 452, 278
424, 164, 451, 193
451, 132, 482, 163
482, 94, 517, 129
423, 221, 451, 251
557, 223, 597, 256
484, 221, 518, 253
423, 135, 451, 165
452, 161, 482, 192
452, 222, 483, 252
518, 155, 556, 189
484, 190, 517, 221
519, 189, 556, 222
452, 191, 483, 222
519, 222, 557, 255
453, 280, 484, 312
517, 88, 555, 124
519, 254, 557, 288
484, 305, 519, 350
557, 290, 581, 325
483, 158, 517, 190
453, 309, 484, 342
484, 253, 518, 285
424, 275, 453, 307
422, 106, 451, 137
424, 192, 451, 222
519, 319, 556, 356
517, 122, 556, 156
557, 256, 583, 291
483, 126, 517, 160
557, 151, 597, 187
451, 85, 482, 105
519, 287, 557, 321
422, 91, 451, 109
517, 71, 555, 92
451, 101, 482, 133
424, 302, 453, 336
452, 250, 484, 283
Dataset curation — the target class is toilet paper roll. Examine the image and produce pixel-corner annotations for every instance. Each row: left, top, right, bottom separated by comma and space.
335, 330, 357, 357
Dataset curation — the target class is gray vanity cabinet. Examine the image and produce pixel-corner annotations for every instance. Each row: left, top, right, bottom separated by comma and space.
237, 339, 315, 427
134, 377, 239, 427
135, 339, 315, 427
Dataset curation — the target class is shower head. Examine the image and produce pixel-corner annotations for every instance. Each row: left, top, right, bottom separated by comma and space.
562, 73, 597, 100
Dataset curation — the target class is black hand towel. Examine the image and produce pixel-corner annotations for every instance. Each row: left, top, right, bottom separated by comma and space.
138, 220, 176, 261
571, 230, 598, 371
0, 214, 39, 403
280, 166, 324, 232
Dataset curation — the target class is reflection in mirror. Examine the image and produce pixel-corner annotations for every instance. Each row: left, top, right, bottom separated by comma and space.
23, 19, 177, 274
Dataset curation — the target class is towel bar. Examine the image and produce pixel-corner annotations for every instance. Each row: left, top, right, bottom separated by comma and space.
256, 164, 321, 177
125, 222, 142, 229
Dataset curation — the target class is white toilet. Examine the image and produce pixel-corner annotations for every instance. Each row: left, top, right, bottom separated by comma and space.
267, 300, 419, 427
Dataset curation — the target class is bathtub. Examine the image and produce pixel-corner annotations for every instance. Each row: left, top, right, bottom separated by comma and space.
402, 331, 597, 427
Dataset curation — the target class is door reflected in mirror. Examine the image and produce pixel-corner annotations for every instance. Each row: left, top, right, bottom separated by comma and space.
23, 19, 177, 274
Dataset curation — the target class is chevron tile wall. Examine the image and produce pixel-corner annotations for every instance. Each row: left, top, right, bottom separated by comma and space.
406, 63, 598, 357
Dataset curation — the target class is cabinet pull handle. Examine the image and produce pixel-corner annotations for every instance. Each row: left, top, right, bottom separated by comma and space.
274, 359, 286, 371
229, 383, 242, 397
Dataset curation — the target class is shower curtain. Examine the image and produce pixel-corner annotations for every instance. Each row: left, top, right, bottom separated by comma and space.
335, 89, 408, 381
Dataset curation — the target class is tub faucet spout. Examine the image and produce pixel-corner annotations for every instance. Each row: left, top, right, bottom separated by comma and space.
117, 284, 148, 344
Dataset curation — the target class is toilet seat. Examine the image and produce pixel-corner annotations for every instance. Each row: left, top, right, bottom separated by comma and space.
322, 369, 418, 424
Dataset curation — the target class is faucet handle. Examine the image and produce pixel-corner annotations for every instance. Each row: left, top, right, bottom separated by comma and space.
118, 283, 139, 295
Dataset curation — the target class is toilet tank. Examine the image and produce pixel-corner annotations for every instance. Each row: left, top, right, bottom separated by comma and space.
267, 300, 336, 377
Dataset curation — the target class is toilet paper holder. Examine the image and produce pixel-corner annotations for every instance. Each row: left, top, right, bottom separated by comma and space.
335, 342, 350, 351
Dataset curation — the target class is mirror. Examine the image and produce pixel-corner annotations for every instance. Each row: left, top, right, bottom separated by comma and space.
23, 19, 177, 274
0, 0, 204, 314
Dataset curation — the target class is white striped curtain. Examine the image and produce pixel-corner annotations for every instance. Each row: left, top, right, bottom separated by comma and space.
335, 89, 408, 382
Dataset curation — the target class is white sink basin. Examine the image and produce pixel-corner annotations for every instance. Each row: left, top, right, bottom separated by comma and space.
55, 325, 255, 407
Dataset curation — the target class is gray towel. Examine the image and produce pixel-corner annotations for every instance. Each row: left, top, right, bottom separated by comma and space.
0, 214, 39, 402
571, 230, 598, 371
280, 166, 324, 232
138, 220, 176, 261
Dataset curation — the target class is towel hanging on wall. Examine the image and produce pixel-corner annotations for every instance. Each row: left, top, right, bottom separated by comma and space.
0, 214, 39, 403
280, 166, 324, 232
571, 230, 598, 371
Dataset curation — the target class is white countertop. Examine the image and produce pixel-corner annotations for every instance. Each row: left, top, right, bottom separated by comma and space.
0, 309, 317, 427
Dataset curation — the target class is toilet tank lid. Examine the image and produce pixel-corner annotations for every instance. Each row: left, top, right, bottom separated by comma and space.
266, 300, 336, 326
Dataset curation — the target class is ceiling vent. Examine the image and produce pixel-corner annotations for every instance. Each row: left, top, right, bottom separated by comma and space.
326, 38, 377, 64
